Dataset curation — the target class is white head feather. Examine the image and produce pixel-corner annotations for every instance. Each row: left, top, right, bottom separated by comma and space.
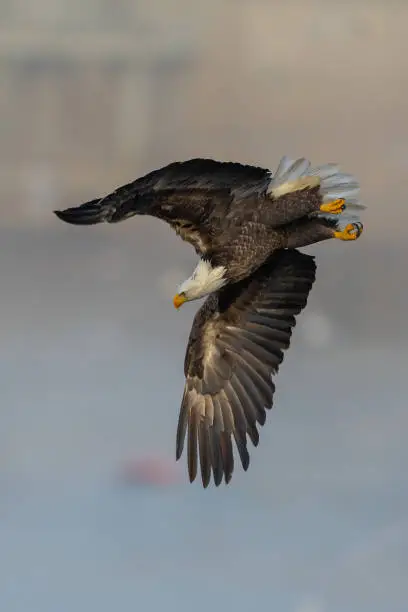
177, 259, 227, 301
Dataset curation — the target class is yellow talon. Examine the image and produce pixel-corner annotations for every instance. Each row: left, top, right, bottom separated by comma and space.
333, 222, 363, 241
320, 198, 346, 214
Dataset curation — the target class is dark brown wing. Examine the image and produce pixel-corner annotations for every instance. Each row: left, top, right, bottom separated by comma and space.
129, 158, 271, 199
53, 159, 271, 252
54, 186, 234, 255
176, 249, 316, 487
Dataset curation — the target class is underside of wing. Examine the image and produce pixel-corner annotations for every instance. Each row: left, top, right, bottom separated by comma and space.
176, 249, 317, 487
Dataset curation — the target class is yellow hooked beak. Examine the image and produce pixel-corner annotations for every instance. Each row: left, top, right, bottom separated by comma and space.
173, 293, 187, 309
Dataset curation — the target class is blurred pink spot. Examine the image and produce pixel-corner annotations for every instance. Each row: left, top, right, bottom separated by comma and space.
118, 456, 180, 487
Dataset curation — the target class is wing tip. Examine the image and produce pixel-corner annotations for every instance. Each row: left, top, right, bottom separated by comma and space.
53, 198, 108, 226
54, 207, 100, 226
54, 209, 73, 223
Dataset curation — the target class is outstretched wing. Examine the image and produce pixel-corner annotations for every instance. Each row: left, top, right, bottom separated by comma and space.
54, 187, 234, 255
176, 249, 316, 487
53, 158, 271, 254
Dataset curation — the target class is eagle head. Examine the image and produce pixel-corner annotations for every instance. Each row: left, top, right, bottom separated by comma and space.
173, 259, 227, 308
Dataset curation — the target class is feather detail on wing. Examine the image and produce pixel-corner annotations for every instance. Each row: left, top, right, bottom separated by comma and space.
54, 187, 233, 255
137, 158, 271, 199
176, 249, 317, 487
54, 158, 272, 253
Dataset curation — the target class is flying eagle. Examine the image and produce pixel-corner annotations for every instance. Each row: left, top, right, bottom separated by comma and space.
54, 156, 364, 487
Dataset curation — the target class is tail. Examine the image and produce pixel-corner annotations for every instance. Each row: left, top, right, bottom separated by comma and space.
269, 156, 365, 224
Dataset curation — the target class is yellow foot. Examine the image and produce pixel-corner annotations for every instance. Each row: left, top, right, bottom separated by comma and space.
320, 198, 346, 214
333, 222, 363, 241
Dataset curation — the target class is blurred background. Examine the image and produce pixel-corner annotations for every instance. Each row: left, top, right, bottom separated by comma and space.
1, 1, 407, 611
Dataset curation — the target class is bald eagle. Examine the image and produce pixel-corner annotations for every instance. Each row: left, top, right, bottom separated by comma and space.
55, 156, 364, 487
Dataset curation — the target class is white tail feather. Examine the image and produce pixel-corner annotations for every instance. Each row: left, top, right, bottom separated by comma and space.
273, 155, 296, 178
268, 156, 365, 215
308, 163, 340, 179
269, 157, 311, 187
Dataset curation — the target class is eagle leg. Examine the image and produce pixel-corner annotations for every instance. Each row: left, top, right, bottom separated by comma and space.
333, 222, 363, 241
320, 198, 346, 214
